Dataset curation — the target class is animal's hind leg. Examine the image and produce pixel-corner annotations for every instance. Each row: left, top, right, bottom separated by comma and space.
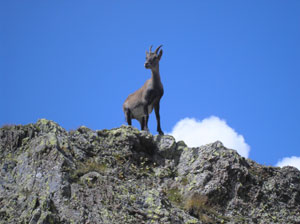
139, 117, 149, 132
143, 105, 150, 132
139, 117, 145, 130
125, 109, 132, 126
145, 115, 149, 131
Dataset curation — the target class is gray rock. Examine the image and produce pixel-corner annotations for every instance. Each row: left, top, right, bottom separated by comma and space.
0, 119, 299, 223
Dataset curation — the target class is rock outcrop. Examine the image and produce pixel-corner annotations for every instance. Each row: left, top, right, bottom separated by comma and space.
0, 119, 299, 224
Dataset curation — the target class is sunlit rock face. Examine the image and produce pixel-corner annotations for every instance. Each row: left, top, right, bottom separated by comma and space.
0, 119, 299, 224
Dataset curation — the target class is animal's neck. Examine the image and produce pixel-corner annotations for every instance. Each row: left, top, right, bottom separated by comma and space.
151, 65, 161, 86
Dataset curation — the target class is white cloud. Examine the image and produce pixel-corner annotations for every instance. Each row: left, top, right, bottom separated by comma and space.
168, 116, 250, 158
276, 156, 300, 170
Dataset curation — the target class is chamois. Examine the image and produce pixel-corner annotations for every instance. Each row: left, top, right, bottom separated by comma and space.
123, 45, 164, 135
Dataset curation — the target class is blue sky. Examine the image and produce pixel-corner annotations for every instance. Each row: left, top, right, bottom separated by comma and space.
1, 1, 300, 168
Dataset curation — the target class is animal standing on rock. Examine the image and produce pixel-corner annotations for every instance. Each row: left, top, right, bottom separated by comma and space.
123, 45, 164, 135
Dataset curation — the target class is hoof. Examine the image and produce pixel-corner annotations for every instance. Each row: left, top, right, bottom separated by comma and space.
158, 131, 164, 135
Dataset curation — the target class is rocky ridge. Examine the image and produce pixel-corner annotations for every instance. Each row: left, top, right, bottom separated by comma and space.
0, 119, 299, 223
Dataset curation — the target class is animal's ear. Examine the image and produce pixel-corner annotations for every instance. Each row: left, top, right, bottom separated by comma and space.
146, 51, 149, 57
158, 49, 163, 60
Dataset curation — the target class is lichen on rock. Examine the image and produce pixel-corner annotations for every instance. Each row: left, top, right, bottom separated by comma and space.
0, 119, 300, 223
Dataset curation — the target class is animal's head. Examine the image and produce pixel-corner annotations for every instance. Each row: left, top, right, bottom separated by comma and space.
145, 45, 163, 69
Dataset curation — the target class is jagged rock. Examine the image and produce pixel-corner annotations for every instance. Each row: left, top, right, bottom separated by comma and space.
0, 119, 299, 223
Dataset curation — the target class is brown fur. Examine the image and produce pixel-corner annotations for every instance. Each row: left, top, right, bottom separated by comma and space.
123, 45, 164, 134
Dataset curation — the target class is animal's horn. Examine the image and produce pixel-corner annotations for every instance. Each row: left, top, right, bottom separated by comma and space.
155, 45, 163, 54
149, 45, 153, 53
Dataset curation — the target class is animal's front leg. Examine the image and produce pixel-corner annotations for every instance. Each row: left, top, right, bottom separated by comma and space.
154, 102, 163, 135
